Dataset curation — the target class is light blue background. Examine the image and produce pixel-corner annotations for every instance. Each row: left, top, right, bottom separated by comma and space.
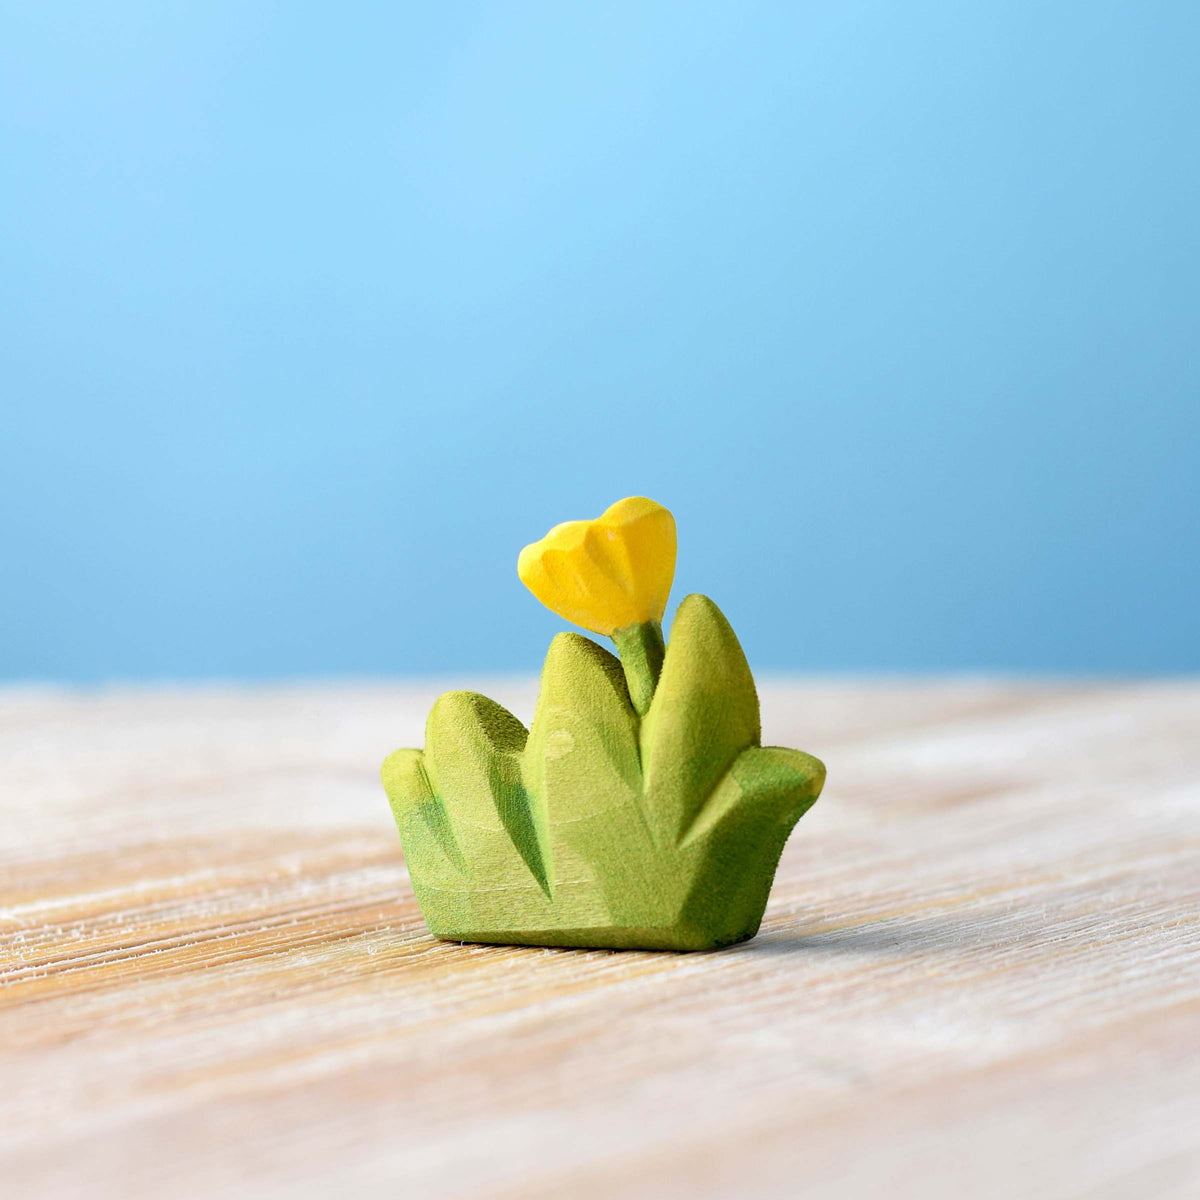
2, 3, 1197, 681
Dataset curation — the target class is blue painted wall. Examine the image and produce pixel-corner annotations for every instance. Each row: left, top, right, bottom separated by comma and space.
3, 3, 1197, 680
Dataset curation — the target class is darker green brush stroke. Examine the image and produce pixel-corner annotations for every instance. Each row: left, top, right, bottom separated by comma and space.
489, 763, 551, 898
413, 794, 468, 877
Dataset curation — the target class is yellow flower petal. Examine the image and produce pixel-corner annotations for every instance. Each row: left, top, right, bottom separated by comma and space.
517, 497, 677, 636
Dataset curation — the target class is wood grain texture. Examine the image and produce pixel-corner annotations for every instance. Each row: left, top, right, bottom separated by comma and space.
2, 679, 1198, 1199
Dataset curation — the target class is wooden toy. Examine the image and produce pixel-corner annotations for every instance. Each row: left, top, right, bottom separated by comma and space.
381, 497, 826, 950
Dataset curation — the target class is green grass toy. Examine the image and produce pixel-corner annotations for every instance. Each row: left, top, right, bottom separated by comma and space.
381, 497, 825, 951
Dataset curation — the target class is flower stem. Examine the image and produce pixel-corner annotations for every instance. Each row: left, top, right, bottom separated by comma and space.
611, 620, 665, 717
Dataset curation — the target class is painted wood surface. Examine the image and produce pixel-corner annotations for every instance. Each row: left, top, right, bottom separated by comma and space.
384, 596, 825, 950
2, 680, 1198, 1198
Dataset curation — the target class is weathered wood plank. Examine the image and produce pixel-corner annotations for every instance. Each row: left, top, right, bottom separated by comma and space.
2, 680, 1198, 1198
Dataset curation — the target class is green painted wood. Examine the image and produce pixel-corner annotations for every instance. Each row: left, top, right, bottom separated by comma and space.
380, 594, 826, 951
609, 620, 665, 716
640, 594, 761, 843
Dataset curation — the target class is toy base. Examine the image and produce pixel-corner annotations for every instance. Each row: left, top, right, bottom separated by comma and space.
428, 922, 759, 953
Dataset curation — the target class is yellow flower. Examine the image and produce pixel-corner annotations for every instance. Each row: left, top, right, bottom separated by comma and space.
517, 497, 677, 637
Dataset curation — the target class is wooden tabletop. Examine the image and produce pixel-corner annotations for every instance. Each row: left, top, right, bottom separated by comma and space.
2, 679, 1198, 1198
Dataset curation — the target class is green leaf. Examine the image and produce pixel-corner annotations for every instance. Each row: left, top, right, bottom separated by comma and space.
683, 745, 826, 848
423, 691, 550, 896
380, 748, 467, 891
664, 746, 826, 945
523, 633, 655, 911
524, 633, 641, 819
639, 594, 761, 843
